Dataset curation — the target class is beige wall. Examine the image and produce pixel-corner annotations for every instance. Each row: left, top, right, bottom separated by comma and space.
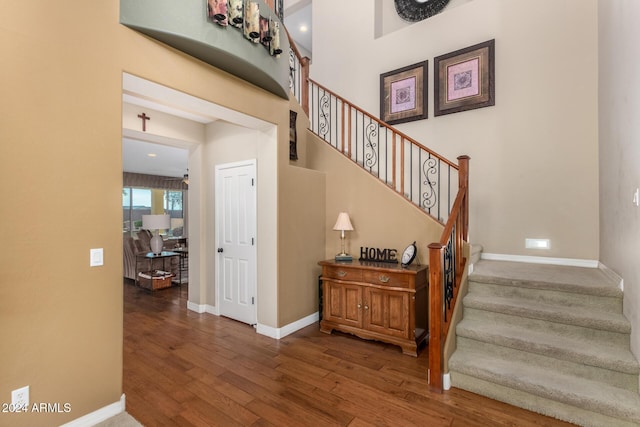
307, 134, 444, 265
312, 0, 600, 260
279, 101, 326, 327
0, 1, 298, 425
598, 0, 640, 361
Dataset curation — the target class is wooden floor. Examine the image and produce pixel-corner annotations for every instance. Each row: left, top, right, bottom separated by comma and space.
123, 281, 576, 427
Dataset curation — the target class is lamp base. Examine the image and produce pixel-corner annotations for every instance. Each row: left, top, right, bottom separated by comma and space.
150, 234, 164, 255
335, 254, 353, 262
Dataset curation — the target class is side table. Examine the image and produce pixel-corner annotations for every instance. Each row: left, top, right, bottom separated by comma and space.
135, 251, 181, 288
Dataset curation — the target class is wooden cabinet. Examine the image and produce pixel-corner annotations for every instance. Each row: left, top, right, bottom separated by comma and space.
319, 259, 428, 356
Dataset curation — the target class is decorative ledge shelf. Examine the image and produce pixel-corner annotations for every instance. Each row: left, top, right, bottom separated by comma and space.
120, 0, 290, 99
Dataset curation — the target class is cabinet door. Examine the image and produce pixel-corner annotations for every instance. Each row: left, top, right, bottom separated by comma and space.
364, 288, 410, 339
324, 281, 363, 328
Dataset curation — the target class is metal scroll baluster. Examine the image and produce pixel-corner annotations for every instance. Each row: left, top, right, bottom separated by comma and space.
364, 120, 378, 172
422, 155, 438, 211
318, 90, 331, 141
443, 225, 455, 321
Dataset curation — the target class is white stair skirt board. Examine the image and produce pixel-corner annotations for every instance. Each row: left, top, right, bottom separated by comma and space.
481, 253, 599, 268
257, 312, 320, 339
443, 373, 452, 390
60, 394, 125, 427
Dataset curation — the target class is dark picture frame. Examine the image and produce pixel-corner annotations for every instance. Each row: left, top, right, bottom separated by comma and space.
434, 39, 495, 116
289, 110, 298, 161
380, 60, 428, 125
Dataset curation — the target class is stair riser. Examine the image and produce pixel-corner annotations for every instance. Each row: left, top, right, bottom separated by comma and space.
462, 307, 631, 347
456, 336, 639, 392
469, 272, 622, 299
463, 296, 631, 334
450, 371, 639, 427
469, 280, 622, 312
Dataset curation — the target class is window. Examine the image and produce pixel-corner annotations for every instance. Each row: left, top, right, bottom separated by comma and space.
123, 187, 184, 237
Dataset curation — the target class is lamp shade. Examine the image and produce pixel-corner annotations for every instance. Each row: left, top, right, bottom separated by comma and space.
142, 214, 170, 230
333, 212, 354, 231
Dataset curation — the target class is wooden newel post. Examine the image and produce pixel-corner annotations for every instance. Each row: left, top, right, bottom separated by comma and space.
301, 57, 310, 116
457, 155, 470, 241
428, 242, 444, 393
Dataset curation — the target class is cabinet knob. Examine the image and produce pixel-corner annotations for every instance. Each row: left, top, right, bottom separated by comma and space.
364, 305, 369, 310
379, 274, 390, 283
357, 303, 362, 309
337, 270, 347, 277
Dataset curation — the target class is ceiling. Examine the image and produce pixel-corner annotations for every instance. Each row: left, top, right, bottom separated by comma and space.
284, 0, 312, 54
122, 1, 312, 179
122, 139, 189, 178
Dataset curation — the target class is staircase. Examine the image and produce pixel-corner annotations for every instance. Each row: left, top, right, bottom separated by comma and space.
449, 259, 640, 427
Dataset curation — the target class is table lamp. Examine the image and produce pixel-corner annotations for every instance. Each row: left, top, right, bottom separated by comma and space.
333, 212, 354, 261
142, 214, 170, 255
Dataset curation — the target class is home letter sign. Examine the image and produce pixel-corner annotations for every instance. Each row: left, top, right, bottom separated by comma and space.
359, 247, 398, 264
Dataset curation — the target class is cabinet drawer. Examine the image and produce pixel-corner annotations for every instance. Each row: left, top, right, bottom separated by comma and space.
324, 267, 362, 282
362, 270, 409, 288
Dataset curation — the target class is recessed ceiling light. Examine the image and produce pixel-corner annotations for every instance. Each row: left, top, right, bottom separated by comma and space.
299, 24, 308, 32
147, 153, 157, 158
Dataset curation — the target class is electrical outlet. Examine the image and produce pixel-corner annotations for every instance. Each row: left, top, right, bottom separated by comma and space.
11, 386, 29, 410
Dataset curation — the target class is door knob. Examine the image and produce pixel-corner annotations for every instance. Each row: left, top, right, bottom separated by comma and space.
217, 248, 224, 253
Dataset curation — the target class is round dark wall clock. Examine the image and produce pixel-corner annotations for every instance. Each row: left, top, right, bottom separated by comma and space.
394, 0, 450, 22
401, 241, 417, 267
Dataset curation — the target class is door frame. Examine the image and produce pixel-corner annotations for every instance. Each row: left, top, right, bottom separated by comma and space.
214, 158, 258, 326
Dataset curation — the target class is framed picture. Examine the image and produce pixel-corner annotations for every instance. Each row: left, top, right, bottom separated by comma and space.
380, 61, 428, 125
434, 39, 495, 116
289, 110, 298, 160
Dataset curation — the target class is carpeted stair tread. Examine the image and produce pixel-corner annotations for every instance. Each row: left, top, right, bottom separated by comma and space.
456, 318, 639, 374
464, 293, 631, 333
471, 260, 621, 297
449, 348, 640, 423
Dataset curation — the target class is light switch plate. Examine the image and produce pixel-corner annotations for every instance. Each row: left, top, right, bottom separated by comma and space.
90, 248, 104, 267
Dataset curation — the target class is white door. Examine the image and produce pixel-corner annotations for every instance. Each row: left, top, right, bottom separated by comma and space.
215, 160, 257, 325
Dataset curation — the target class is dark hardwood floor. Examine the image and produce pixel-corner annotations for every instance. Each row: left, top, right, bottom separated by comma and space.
123, 280, 575, 426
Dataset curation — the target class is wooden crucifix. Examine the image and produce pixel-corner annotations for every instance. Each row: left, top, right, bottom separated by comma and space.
137, 112, 151, 132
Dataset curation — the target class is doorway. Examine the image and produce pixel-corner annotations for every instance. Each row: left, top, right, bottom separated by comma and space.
122, 72, 278, 324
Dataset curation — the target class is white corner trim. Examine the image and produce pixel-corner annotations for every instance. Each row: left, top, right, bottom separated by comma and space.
256, 312, 319, 339
443, 373, 452, 391
598, 262, 624, 291
481, 253, 599, 268
187, 301, 206, 313
187, 301, 219, 315
60, 394, 125, 427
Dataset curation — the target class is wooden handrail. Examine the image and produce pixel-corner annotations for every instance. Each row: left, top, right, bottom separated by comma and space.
308, 78, 459, 169
428, 155, 469, 393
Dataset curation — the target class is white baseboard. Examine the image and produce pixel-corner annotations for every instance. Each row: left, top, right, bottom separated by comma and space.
187, 301, 318, 339
60, 394, 125, 427
187, 301, 218, 315
481, 253, 599, 268
257, 312, 319, 339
